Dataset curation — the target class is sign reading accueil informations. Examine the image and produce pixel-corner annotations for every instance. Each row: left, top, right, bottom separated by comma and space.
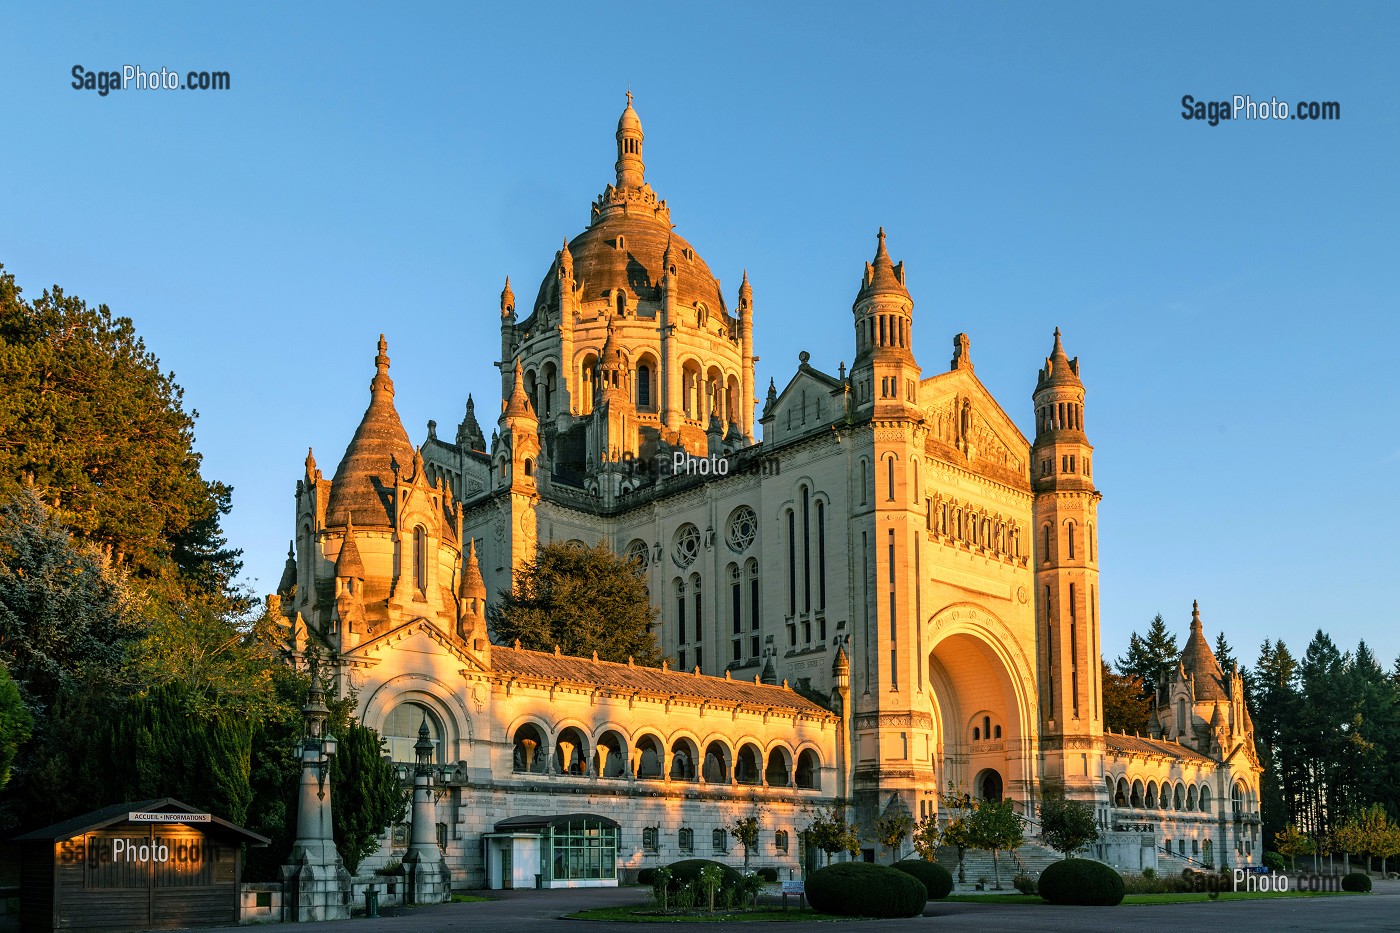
128, 812, 211, 823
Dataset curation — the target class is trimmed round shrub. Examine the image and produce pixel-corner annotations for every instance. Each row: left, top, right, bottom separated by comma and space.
637, 867, 656, 886
805, 862, 927, 918
665, 858, 743, 892
756, 867, 779, 883
1342, 872, 1372, 893
892, 860, 954, 900
1262, 851, 1286, 873
1038, 858, 1125, 906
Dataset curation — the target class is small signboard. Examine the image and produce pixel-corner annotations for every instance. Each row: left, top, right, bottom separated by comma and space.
781, 879, 805, 895
129, 812, 212, 823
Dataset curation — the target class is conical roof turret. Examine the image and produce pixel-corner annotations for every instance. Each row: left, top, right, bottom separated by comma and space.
334, 520, 366, 580
459, 539, 487, 601
855, 227, 910, 304
614, 91, 645, 189
1037, 328, 1083, 390
325, 335, 415, 529
501, 359, 537, 422
500, 276, 516, 319
1180, 600, 1228, 701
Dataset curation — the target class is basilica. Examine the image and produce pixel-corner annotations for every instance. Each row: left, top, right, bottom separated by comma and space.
271, 96, 1262, 888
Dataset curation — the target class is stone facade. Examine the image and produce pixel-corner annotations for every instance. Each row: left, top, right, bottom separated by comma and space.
270, 95, 1261, 887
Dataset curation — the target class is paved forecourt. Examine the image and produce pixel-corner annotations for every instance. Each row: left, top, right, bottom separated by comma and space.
195, 881, 1400, 933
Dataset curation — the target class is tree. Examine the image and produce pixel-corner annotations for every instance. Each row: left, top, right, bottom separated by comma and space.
939, 790, 978, 883
806, 806, 860, 866
967, 797, 1023, 890
1214, 632, 1239, 676
1115, 614, 1179, 698
0, 267, 240, 592
874, 806, 914, 863
0, 662, 31, 788
1332, 814, 1364, 874
729, 815, 760, 870
1039, 787, 1099, 858
488, 542, 663, 665
329, 718, 408, 875
910, 813, 941, 862
1100, 660, 1151, 734
0, 490, 143, 710
1274, 823, 1314, 871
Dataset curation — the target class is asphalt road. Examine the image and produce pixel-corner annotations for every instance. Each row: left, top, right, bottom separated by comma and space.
202, 883, 1400, 933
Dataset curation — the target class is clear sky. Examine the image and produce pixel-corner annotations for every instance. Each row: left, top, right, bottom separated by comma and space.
4, 2, 1397, 670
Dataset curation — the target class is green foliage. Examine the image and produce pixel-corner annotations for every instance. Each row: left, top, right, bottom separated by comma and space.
1114, 614, 1179, 697
1039, 786, 1100, 857
1100, 660, 1151, 734
0, 663, 31, 788
488, 542, 662, 665
1274, 824, 1314, 870
1012, 872, 1039, 896
0, 266, 239, 592
874, 806, 914, 862
804, 806, 860, 865
0, 490, 143, 710
664, 858, 742, 891
967, 797, 1024, 890
329, 719, 408, 875
804, 862, 926, 918
910, 813, 941, 861
1341, 872, 1372, 892
729, 815, 760, 868
1037, 858, 1125, 906
891, 859, 953, 900
1262, 851, 1286, 873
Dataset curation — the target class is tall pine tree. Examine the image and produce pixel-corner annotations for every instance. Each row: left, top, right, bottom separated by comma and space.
1115, 614, 1180, 699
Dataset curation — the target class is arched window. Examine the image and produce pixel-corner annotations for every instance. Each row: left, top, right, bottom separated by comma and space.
795, 749, 820, 789
786, 509, 797, 615
859, 460, 868, 505
384, 702, 443, 764
637, 364, 651, 408
413, 526, 428, 592
1042, 524, 1051, 562
886, 456, 896, 501
815, 499, 826, 611
1067, 521, 1076, 560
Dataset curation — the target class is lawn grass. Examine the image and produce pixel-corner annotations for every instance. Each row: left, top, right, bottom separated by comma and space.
449, 893, 492, 903
940, 890, 1353, 906
568, 906, 854, 923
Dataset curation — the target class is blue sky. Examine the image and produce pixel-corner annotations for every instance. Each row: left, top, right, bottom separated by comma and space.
4, 2, 1397, 669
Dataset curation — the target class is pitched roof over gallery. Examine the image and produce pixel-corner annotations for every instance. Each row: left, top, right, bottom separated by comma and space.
489, 646, 836, 719
325, 335, 415, 529
1103, 731, 1216, 764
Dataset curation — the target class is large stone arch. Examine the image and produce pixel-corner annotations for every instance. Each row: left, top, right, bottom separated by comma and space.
360, 672, 474, 765
924, 602, 1039, 815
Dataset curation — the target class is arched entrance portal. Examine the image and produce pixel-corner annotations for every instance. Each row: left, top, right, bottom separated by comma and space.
925, 607, 1033, 816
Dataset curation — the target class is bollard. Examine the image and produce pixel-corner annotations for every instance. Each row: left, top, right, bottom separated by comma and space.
365, 885, 380, 918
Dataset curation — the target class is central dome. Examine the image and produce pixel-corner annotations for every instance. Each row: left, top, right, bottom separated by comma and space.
529, 96, 729, 323
531, 217, 727, 320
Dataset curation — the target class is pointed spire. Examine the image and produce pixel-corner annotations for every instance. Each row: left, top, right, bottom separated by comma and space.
558, 238, 574, 284
738, 269, 752, 315
325, 335, 414, 529
304, 447, 318, 482
1038, 327, 1083, 389
334, 519, 365, 580
459, 539, 487, 601
1180, 599, 1228, 701
502, 358, 537, 422
1191, 599, 1202, 635
856, 227, 910, 303
500, 276, 515, 319
277, 541, 298, 595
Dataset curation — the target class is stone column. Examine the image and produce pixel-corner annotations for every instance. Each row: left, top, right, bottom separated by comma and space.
402, 716, 451, 903
280, 680, 352, 921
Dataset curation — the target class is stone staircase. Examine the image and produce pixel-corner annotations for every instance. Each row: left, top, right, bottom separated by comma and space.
934, 840, 1064, 887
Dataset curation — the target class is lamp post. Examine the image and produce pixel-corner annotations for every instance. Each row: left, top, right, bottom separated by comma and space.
281, 676, 352, 920
403, 714, 451, 903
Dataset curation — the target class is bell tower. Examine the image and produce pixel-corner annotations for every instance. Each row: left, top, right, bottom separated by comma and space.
849, 228, 921, 419
1032, 329, 1105, 802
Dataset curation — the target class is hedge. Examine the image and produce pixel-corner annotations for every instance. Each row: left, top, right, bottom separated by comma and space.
805, 862, 927, 918
664, 859, 743, 892
1342, 872, 1372, 893
1038, 858, 1125, 906
891, 860, 954, 900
